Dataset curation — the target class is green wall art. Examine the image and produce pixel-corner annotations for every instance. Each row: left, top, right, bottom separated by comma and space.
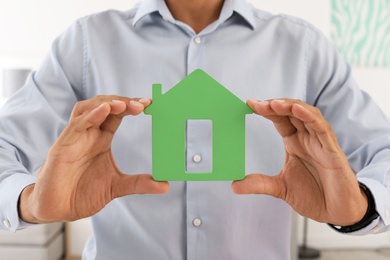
331, 0, 390, 67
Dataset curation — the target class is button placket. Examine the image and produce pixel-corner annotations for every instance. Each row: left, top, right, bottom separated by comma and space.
185, 32, 208, 258
187, 35, 204, 74
186, 183, 208, 259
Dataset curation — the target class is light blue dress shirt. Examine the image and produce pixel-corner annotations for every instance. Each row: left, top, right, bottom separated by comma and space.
1, 0, 390, 259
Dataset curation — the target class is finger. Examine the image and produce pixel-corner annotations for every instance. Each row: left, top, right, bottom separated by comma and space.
138, 98, 152, 107
92, 98, 150, 117
109, 98, 151, 118
98, 99, 149, 134
71, 96, 151, 117
127, 100, 147, 116
108, 99, 127, 114
61, 99, 128, 145
289, 116, 308, 133
113, 174, 170, 198
248, 99, 294, 117
63, 97, 150, 146
81, 102, 113, 129
231, 174, 285, 199
248, 99, 297, 137
271, 101, 339, 150
77, 100, 128, 131
58, 102, 111, 145
69, 97, 151, 136
247, 99, 272, 115
291, 103, 339, 150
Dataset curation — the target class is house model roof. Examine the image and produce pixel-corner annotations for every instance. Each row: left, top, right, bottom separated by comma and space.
145, 69, 253, 117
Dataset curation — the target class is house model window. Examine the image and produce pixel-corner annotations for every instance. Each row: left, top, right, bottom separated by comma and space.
144, 69, 253, 181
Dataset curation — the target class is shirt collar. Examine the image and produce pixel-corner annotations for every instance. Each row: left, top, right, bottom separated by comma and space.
132, 0, 160, 26
132, 0, 256, 30
230, 0, 256, 29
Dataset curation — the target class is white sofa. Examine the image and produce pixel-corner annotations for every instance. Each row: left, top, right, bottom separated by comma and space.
0, 223, 64, 260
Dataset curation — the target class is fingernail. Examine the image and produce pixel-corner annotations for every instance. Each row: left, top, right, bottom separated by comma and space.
258, 100, 270, 106
129, 100, 143, 107
111, 99, 125, 104
139, 98, 151, 106
272, 99, 286, 104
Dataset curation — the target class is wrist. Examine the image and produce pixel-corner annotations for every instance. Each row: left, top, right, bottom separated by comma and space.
329, 183, 379, 233
18, 184, 40, 224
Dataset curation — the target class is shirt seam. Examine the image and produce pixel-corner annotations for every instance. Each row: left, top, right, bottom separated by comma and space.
252, 9, 317, 31
251, 11, 316, 104
78, 18, 88, 99
304, 27, 314, 104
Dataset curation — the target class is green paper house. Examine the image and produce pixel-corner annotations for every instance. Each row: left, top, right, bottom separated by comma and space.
144, 69, 253, 181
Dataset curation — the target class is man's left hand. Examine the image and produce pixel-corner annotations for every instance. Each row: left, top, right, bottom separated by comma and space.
231, 99, 368, 226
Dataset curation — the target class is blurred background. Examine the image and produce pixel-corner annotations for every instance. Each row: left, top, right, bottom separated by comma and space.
0, 0, 389, 259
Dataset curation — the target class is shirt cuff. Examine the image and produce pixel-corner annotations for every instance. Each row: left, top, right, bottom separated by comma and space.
0, 173, 37, 232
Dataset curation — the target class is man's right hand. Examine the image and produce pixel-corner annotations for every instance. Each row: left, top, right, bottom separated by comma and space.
19, 96, 169, 224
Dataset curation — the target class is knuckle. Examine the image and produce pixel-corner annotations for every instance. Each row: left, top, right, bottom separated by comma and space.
313, 106, 321, 114
71, 101, 85, 115
324, 121, 333, 132
73, 100, 85, 109
94, 95, 105, 100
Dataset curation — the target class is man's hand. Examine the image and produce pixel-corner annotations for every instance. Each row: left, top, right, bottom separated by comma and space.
19, 96, 169, 223
232, 99, 368, 226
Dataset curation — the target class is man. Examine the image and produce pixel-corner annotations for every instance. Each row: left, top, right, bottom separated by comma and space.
1, 0, 389, 259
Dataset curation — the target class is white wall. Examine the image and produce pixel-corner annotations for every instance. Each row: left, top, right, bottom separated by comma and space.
1, 0, 389, 257
0, 0, 138, 66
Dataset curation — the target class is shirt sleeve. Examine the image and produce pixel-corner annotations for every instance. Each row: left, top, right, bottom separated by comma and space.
305, 26, 390, 234
0, 19, 85, 232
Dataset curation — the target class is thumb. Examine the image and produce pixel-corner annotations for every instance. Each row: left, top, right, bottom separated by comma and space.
113, 174, 170, 198
231, 174, 285, 199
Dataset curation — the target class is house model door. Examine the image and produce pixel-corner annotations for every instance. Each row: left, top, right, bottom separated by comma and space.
186, 119, 213, 174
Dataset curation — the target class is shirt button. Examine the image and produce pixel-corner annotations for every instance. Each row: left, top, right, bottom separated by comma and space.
194, 37, 202, 44
193, 218, 202, 227
192, 154, 202, 163
3, 219, 11, 228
